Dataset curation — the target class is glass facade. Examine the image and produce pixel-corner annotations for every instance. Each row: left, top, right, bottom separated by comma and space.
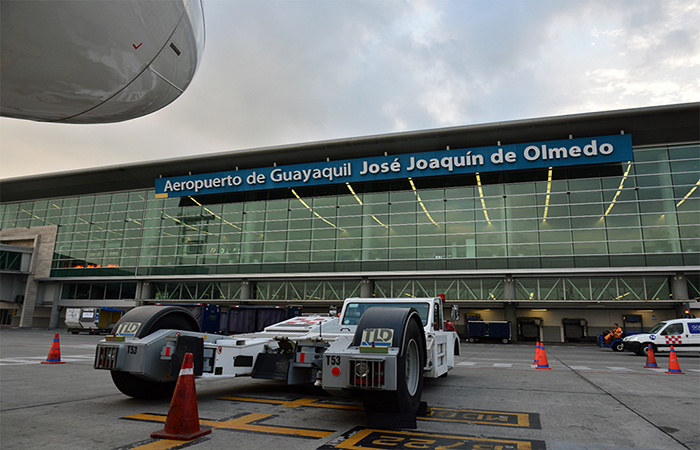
1, 143, 699, 301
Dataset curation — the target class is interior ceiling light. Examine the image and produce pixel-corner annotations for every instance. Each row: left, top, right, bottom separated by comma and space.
189, 196, 241, 231
603, 161, 632, 217
543, 167, 553, 222
292, 189, 344, 230
475, 173, 491, 225
345, 183, 388, 229
408, 178, 438, 226
676, 178, 700, 208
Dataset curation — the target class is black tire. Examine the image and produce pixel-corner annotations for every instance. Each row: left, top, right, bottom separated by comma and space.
639, 343, 656, 357
360, 316, 425, 416
110, 371, 178, 399
111, 312, 198, 399
468, 337, 475, 343
501, 338, 510, 345
612, 341, 625, 352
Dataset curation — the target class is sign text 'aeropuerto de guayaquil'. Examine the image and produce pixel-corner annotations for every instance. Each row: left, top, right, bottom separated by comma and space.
155, 134, 633, 198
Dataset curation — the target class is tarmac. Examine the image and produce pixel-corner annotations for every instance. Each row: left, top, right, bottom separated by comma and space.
1, 329, 698, 450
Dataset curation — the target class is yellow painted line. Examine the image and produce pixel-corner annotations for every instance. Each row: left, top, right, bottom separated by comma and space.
334, 428, 541, 450
220, 396, 537, 428
125, 412, 333, 439
128, 439, 187, 450
422, 407, 534, 428
220, 396, 364, 411
202, 413, 333, 438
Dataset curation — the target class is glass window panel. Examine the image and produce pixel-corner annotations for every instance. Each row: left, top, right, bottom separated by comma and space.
509, 243, 539, 256
668, 144, 699, 160
515, 279, 538, 300
605, 215, 641, 228
645, 277, 671, 300
288, 229, 311, 240
337, 216, 362, 228
539, 279, 564, 300
483, 279, 503, 301
633, 159, 670, 175
607, 227, 642, 242
435, 280, 458, 301
565, 278, 590, 301
617, 277, 646, 300
312, 228, 336, 240
633, 147, 668, 162
477, 244, 506, 257
671, 171, 700, 187
569, 179, 602, 192
311, 250, 335, 262
459, 279, 481, 300
608, 241, 643, 254
391, 224, 416, 236
288, 218, 312, 230
311, 196, 336, 208
573, 239, 607, 255
390, 191, 415, 203
591, 278, 617, 301
508, 219, 538, 232
391, 245, 417, 260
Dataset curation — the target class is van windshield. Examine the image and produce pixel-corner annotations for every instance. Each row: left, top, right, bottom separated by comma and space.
647, 322, 667, 334
342, 302, 430, 326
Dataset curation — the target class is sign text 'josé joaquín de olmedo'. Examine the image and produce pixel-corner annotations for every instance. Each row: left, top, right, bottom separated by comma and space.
155, 134, 633, 198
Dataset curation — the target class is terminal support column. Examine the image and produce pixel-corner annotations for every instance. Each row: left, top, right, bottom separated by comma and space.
671, 273, 690, 317
360, 278, 373, 298
503, 277, 518, 341
240, 280, 252, 300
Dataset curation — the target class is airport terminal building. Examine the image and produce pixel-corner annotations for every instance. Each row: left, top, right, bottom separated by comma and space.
1, 103, 698, 341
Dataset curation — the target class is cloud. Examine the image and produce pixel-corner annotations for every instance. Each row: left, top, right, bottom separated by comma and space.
1, 0, 698, 179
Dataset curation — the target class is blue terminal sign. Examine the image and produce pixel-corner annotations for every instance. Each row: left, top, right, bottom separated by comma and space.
155, 134, 633, 198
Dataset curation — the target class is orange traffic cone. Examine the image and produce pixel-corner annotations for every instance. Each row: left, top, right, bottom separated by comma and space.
533, 342, 541, 366
644, 345, 660, 369
41, 333, 65, 364
151, 353, 211, 440
666, 346, 684, 374
536, 343, 551, 370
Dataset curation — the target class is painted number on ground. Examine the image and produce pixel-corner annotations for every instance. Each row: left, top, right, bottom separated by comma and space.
322, 427, 546, 450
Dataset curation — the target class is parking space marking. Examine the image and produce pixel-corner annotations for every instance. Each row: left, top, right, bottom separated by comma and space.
0, 354, 95, 366
219, 395, 363, 411
124, 412, 335, 439
220, 395, 540, 429
114, 438, 198, 450
320, 427, 546, 450
423, 408, 540, 429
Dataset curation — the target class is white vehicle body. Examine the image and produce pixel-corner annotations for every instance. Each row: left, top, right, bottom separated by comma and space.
94, 297, 459, 426
622, 318, 700, 356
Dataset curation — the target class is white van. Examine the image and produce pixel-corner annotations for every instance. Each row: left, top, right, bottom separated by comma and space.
622, 318, 700, 356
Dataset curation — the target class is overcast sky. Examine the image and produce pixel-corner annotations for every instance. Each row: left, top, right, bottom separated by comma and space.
1, 0, 698, 180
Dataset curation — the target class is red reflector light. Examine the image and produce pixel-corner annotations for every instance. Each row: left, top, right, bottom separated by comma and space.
331, 366, 341, 376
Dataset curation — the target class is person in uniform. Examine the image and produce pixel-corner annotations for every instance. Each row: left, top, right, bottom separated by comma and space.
604, 323, 623, 344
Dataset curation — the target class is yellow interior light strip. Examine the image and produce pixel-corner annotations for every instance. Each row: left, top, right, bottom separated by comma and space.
676, 179, 700, 208
346, 182, 363, 205
543, 167, 552, 222
189, 196, 241, 230
291, 189, 343, 230
604, 161, 632, 216
346, 183, 388, 228
408, 178, 438, 226
476, 173, 491, 225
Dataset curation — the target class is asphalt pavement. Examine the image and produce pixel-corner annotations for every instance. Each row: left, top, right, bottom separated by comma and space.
1, 329, 698, 450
